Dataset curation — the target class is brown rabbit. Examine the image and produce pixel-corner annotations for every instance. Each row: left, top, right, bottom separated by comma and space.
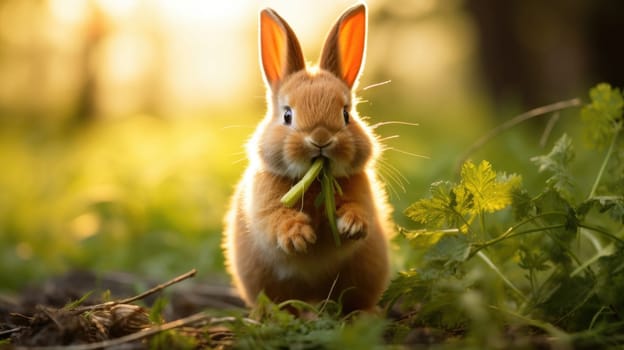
223, 3, 391, 313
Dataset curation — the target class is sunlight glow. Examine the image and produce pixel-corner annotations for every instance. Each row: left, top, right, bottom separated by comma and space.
156, 0, 249, 24
100, 34, 152, 84
95, 0, 140, 20
48, 0, 89, 24
70, 213, 101, 240
10, 0, 473, 118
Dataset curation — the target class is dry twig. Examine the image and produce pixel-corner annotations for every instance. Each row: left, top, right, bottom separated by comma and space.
73, 269, 197, 313
7, 269, 204, 348
14, 313, 258, 350
457, 98, 582, 171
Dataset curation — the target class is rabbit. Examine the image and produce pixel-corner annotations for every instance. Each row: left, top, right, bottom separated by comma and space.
223, 3, 392, 314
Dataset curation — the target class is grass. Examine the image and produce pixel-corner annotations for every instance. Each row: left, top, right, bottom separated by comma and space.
0, 115, 246, 290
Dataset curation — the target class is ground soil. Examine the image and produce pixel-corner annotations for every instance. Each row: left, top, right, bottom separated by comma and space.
0, 270, 243, 349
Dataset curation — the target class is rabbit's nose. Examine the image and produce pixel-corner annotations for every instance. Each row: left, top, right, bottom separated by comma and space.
310, 140, 332, 149
306, 128, 334, 149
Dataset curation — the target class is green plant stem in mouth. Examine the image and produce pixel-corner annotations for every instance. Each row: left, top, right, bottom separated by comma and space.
320, 162, 342, 247
280, 157, 342, 247
280, 157, 325, 207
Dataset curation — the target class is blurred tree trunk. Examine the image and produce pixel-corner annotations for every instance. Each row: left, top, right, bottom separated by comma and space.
466, 0, 624, 110
73, 3, 106, 123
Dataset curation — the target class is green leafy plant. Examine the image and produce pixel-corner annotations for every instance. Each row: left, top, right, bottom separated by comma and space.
230, 293, 386, 349
384, 83, 624, 348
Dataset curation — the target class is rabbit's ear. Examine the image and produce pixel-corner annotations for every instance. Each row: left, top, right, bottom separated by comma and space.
320, 4, 367, 89
260, 9, 305, 88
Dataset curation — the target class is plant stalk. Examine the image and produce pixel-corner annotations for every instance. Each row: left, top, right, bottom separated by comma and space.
588, 123, 621, 199
477, 251, 526, 300
470, 224, 566, 257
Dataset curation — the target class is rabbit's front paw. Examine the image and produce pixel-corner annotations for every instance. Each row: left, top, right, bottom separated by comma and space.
276, 211, 316, 254
337, 203, 368, 240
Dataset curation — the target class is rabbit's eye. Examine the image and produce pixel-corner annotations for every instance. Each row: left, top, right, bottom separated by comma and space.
343, 106, 350, 124
283, 106, 293, 125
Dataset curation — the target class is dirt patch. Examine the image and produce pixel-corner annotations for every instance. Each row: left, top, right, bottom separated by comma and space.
0, 270, 244, 349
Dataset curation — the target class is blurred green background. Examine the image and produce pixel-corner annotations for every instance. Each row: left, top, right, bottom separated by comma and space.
1, 0, 622, 291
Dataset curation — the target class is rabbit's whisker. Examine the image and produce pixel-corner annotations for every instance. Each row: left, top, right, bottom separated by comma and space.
384, 147, 430, 159
362, 80, 392, 91
370, 121, 420, 129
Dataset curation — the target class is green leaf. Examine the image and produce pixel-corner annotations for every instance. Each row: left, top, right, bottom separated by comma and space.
517, 245, 550, 272
538, 272, 598, 329
150, 329, 197, 350
460, 160, 522, 214
531, 134, 576, 202
604, 149, 624, 195
63, 290, 94, 310
401, 228, 455, 248
404, 180, 466, 229
533, 190, 573, 222
249, 292, 296, 324
528, 190, 578, 267
380, 269, 427, 308
149, 296, 168, 324
239, 292, 387, 349
578, 196, 624, 224
581, 83, 624, 148
423, 234, 471, 265
405, 161, 521, 235
327, 315, 387, 350
596, 249, 624, 314
512, 188, 534, 220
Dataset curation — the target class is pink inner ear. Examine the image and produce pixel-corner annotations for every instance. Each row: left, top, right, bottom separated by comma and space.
338, 10, 366, 87
261, 12, 287, 84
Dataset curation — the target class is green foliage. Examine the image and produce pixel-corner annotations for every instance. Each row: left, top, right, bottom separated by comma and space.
405, 160, 521, 234
231, 293, 387, 349
531, 134, 575, 202
581, 83, 623, 148
404, 180, 461, 230
149, 296, 168, 324
385, 83, 624, 348
579, 196, 624, 224
460, 160, 521, 214
0, 116, 240, 290
150, 329, 198, 350
63, 291, 94, 310
595, 249, 624, 314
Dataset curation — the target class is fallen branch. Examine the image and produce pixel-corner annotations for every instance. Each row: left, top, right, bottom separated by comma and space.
74, 269, 197, 312
15, 313, 258, 350
0, 327, 22, 337
7, 269, 202, 348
